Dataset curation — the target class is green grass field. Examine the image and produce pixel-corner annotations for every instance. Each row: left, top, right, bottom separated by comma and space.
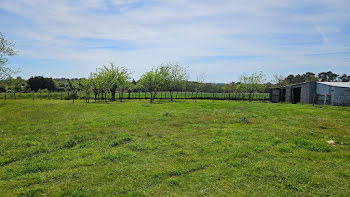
1, 100, 350, 196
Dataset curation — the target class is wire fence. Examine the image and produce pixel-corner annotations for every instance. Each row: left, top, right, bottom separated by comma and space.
0, 91, 270, 101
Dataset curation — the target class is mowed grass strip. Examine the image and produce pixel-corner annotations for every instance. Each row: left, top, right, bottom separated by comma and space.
0, 100, 349, 196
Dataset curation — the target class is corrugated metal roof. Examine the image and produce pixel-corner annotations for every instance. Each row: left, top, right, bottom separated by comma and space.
317, 82, 350, 88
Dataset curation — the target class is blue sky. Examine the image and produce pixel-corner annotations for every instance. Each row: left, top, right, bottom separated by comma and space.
0, 0, 349, 82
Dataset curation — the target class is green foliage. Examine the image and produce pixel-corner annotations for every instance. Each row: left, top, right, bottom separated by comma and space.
28, 76, 56, 92
0, 32, 17, 79
239, 72, 267, 101
138, 67, 165, 102
318, 71, 339, 82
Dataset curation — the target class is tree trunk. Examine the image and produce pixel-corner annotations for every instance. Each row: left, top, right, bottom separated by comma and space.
128, 89, 131, 100
111, 89, 116, 101
150, 92, 153, 103
170, 90, 173, 101
14, 92, 16, 100
120, 90, 123, 102
32, 91, 34, 100
61, 92, 63, 100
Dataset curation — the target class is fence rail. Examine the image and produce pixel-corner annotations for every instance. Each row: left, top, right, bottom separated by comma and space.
0, 91, 270, 101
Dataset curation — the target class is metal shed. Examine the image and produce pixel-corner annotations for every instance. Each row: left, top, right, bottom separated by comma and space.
269, 82, 350, 106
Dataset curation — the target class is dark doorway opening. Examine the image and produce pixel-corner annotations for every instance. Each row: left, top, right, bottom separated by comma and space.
281, 88, 286, 102
292, 87, 301, 104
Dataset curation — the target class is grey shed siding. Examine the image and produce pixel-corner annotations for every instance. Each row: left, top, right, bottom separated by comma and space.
300, 82, 315, 104
285, 86, 292, 102
316, 83, 330, 104
315, 83, 350, 105
270, 82, 350, 106
332, 86, 350, 106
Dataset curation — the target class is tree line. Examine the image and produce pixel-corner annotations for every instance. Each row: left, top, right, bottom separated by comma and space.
273, 71, 350, 87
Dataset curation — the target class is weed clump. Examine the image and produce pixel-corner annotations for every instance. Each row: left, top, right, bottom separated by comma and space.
164, 111, 172, 116
111, 133, 132, 147
239, 117, 251, 124
62, 135, 85, 149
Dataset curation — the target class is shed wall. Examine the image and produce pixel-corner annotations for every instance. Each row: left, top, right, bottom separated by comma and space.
285, 86, 292, 102
332, 86, 350, 106
300, 82, 316, 104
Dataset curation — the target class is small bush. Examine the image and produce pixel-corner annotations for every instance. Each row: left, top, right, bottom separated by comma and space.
239, 117, 251, 124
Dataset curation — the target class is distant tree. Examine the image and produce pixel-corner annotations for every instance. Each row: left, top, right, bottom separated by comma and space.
67, 79, 79, 103
159, 62, 188, 101
0, 32, 17, 80
194, 73, 205, 102
12, 77, 27, 92
28, 76, 56, 92
116, 66, 131, 102
0, 83, 5, 92
139, 67, 164, 103
96, 63, 131, 102
339, 74, 350, 82
318, 71, 339, 82
239, 72, 267, 102
80, 78, 91, 103
303, 72, 317, 82
273, 74, 288, 87
89, 72, 100, 102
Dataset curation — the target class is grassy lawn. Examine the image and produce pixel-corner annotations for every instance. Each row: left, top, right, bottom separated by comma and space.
0, 99, 350, 196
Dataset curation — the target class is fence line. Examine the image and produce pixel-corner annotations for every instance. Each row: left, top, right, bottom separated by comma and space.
0, 91, 270, 101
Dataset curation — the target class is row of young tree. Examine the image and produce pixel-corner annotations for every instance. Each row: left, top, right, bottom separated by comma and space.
2, 67, 349, 103
78, 62, 188, 103
0, 63, 270, 103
